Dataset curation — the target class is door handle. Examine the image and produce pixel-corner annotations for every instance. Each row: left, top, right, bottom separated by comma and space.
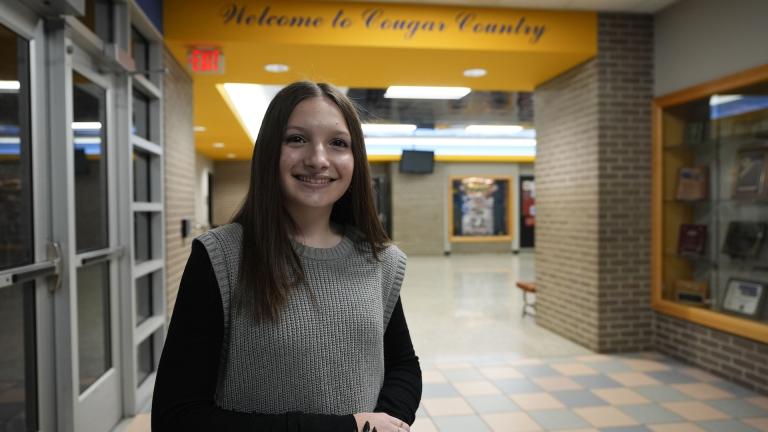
0, 241, 62, 290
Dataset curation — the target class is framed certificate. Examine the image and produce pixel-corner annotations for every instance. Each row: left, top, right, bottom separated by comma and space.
733, 149, 768, 200
721, 279, 766, 317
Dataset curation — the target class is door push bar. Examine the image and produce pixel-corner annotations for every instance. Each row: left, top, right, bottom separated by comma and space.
0, 241, 63, 291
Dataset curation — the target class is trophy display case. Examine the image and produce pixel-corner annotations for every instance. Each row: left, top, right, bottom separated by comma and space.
653, 65, 768, 342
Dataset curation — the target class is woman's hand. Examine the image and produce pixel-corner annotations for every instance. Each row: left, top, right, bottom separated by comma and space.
353, 413, 410, 432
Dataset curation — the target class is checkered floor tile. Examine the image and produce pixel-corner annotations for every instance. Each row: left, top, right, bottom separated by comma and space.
414, 352, 768, 432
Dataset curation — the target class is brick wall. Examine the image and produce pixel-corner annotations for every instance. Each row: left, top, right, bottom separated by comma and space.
163, 48, 195, 318
211, 161, 250, 226
534, 14, 653, 352
596, 15, 654, 351
534, 53, 601, 350
656, 314, 768, 394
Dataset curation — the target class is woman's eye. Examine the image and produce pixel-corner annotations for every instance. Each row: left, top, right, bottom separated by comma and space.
285, 135, 305, 144
331, 138, 349, 148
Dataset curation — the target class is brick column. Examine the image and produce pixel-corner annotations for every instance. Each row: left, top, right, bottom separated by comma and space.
534, 14, 653, 352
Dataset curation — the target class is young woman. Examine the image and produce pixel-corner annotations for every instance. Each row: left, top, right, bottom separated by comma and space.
152, 81, 422, 432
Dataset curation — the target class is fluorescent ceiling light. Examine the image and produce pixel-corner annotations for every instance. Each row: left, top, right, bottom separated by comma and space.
364, 136, 535, 157
264, 63, 289, 73
212, 142, 225, 148
73, 137, 102, 144
0, 80, 20, 91
194, 125, 207, 132
361, 124, 417, 135
709, 95, 743, 106
465, 125, 523, 135
384, 86, 471, 100
219, 83, 284, 143
72, 121, 102, 130
463, 68, 487, 78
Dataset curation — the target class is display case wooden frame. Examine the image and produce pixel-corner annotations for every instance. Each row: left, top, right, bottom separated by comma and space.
652, 64, 768, 344
448, 175, 514, 243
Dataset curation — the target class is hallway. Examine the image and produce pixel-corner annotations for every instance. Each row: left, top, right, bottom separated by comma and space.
118, 253, 768, 431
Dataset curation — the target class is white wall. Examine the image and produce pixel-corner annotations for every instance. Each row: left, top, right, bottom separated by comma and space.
655, 0, 768, 96
195, 153, 214, 228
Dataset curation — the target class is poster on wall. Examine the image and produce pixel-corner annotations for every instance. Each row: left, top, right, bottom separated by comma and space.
450, 176, 512, 241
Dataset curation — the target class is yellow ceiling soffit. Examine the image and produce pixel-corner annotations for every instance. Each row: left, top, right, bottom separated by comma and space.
163, 1, 597, 160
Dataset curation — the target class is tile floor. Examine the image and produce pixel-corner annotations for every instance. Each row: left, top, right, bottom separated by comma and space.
116, 253, 768, 431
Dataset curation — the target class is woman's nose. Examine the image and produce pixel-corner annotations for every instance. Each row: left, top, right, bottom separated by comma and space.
304, 142, 330, 169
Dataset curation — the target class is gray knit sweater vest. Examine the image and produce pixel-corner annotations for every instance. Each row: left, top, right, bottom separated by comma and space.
196, 223, 406, 415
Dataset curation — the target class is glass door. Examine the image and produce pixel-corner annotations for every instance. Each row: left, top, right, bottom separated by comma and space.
67, 62, 122, 432
0, 18, 57, 432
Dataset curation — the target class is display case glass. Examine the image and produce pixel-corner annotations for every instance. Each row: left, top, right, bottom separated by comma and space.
653, 65, 768, 342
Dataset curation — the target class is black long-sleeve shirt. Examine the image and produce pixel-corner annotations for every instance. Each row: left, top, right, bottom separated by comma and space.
152, 240, 422, 431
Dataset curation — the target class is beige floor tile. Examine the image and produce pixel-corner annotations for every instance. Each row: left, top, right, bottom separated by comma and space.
573, 406, 639, 428
550, 363, 599, 376
607, 372, 662, 387
481, 412, 543, 432
508, 358, 544, 366
623, 359, 671, 372
509, 392, 565, 411
558, 429, 600, 432
411, 417, 438, 432
592, 387, 651, 405
479, 366, 524, 380
436, 362, 474, 371
125, 414, 150, 432
648, 423, 708, 432
421, 397, 475, 417
422, 370, 448, 384
744, 417, 768, 432
454, 380, 502, 396
671, 383, 734, 400
678, 367, 720, 382
532, 376, 583, 391
574, 354, 613, 363
748, 397, 768, 411
662, 401, 729, 421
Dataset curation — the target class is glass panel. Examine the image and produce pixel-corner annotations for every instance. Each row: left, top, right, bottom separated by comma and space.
80, 0, 113, 43
135, 273, 152, 325
73, 71, 109, 253
132, 90, 150, 140
134, 212, 151, 263
131, 27, 149, 79
661, 79, 768, 323
133, 150, 150, 202
77, 262, 112, 393
0, 282, 38, 431
0, 25, 33, 271
136, 334, 155, 386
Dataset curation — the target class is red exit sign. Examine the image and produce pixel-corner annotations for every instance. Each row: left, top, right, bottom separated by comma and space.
188, 48, 225, 74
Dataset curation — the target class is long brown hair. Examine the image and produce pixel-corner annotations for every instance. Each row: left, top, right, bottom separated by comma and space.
231, 81, 388, 322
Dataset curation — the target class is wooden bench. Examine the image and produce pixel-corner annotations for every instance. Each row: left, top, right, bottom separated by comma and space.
515, 281, 537, 317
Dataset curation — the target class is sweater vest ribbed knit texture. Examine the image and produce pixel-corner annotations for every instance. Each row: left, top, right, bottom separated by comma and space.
196, 223, 406, 415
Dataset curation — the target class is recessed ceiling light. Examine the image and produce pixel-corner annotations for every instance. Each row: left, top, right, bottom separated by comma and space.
212, 142, 225, 148
226, 153, 236, 159
463, 68, 487, 78
194, 125, 207, 132
264, 63, 289, 73
384, 86, 471, 100
465, 125, 524, 135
